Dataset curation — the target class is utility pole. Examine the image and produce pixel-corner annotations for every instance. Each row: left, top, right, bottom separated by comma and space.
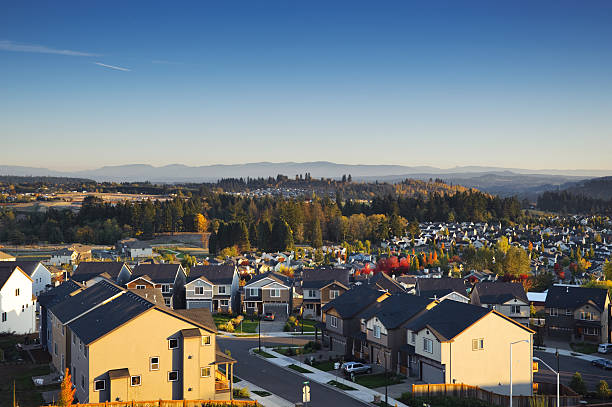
258, 315, 261, 352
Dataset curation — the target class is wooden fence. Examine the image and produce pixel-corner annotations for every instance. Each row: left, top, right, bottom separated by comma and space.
46, 400, 259, 407
411, 383, 582, 407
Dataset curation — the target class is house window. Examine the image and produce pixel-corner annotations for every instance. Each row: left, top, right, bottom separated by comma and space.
373, 325, 381, 339
330, 316, 338, 328
565, 308, 573, 315
81, 375, 85, 389
54, 343, 58, 355
549, 308, 558, 316
164, 298, 171, 306
472, 338, 484, 351
584, 327, 601, 336
218, 286, 226, 294
220, 299, 229, 306
201, 367, 211, 377
202, 335, 211, 346
195, 286, 204, 295
580, 311, 594, 321
423, 338, 433, 354
15, 288, 20, 296
150, 356, 160, 371
161, 284, 171, 293
1, 312, 6, 322
94, 380, 105, 391
168, 338, 179, 349
270, 289, 280, 298
330, 290, 340, 299
168, 371, 179, 381
511, 305, 521, 314
131, 376, 141, 386
246, 302, 255, 308
136, 285, 146, 289
84, 346, 88, 358
411, 332, 416, 344
307, 290, 316, 298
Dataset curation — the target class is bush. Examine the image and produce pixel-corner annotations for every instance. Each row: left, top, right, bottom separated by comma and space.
223, 321, 235, 333
283, 322, 293, 332
230, 315, 244, 326
570, 372, 587, 395
597, 380, 610, 399
288, 316, 297, 325
233, 387, 250, 398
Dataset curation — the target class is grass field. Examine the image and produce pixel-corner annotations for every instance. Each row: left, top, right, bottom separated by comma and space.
253, 349, 276, 358
287, 364, 313, 374
328, 380, 357, 391
354, 373, 404, 389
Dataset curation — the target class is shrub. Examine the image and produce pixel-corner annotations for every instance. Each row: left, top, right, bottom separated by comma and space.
570, 372, 587, 395
233, 387, 250, 398
224, 321, 235, 333
288, 316, 297, 325
597, 380, 610, 399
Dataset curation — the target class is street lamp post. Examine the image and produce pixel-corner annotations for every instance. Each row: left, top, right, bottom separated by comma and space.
510, 339, 529, 407
533, 357, 560, 407
377, 351, 389, 407
258, 315, 262, 352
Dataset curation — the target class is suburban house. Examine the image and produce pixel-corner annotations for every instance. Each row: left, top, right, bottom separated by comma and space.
71, 262, 132, 287
404, 300, 534, 396
47, 280, 234, 403
242, 272, 293, 317
415, 278, 470, 303
358, 293, 436, 371
544, 285, 610, 343
129, 264, 186, 308
0, 264, 37, 334
471, 282, 530, 326
37, 281, 83, 350
367, 272, 407, 294
300, 269, 350, 320
184, 264, 239, 313
47, 280, 125, 374
4, 260, 52, 297
321, 285, 390, 356
0, 250, 17, 262
116, 238, 154, 259
48, 248, 79, 266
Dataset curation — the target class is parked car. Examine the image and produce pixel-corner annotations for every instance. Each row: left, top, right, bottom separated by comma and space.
592, 358, 612, 370
262, 312, 275, 321
342, 361, 372, 376
598, 344, 612, 354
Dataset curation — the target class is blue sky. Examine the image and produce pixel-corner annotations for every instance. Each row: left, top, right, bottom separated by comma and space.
1, 1, 611, 171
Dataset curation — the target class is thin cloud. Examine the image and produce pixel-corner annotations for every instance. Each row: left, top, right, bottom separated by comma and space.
94, 62, 131, 72
0, 40, 98, 57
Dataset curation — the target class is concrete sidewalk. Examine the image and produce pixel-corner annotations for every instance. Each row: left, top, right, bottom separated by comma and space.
234, 377, 294, 407
536, 345, 601, 362
251, 346, 410, 407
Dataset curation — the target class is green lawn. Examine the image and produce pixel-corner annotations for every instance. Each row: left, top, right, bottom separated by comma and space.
570, 342, 598, 354
253, 349, 276, 358
327, 380, 357, 391
0, 363, 52, 407
213, 314, 260, 333
287, 364, 313, 374
354, 373, 404, 389
311, 360, 337, 371
299, 319, 318, 332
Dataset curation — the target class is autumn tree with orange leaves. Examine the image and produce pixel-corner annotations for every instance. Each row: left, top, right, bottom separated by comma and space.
58, 368, 75, 406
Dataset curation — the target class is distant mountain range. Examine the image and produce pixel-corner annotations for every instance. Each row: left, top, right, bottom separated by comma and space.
1, 162, 611, 198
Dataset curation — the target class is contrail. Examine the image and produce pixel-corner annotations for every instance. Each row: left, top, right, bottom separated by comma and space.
0, 40, 98, 56
94, 62, 131, 72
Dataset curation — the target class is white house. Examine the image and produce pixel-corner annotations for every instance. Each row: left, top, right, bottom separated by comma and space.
185, 264, 239, 313
48, 248, 78, 266
7, 261, 53, 297
0, 264, 36, 334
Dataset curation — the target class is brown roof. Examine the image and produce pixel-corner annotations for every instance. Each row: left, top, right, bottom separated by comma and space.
108, 368, 130, 379
129, 287, 166, 306
214, 349, 236, 364
171, 308, 218, 334
181, 328, 202, 338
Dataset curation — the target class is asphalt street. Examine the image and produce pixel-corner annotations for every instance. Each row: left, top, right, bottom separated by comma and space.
534, 351, 612, 390
219, 336, 368, 407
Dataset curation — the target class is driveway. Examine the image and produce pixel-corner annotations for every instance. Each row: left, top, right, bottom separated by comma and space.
259, 318, 286, 333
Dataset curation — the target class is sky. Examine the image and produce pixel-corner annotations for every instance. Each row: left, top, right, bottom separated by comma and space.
1, 1, 612, 171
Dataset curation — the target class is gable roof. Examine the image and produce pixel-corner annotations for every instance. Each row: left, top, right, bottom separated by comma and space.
68, 290, 156, 344
188, 264, 235, 284
246, 271, 292, 287
0, 250, 16, 261
1, 261, 46, 277
416, 278, 468, 297
405, 300, 491, 341
173, 308, 217, 333
132, 263, 183, 283
49, 280, 124, 324
360, 293, 432, 329
368, 272, 406, 294
322, 285, 388, 319
0, 264, 32, 291
129, 287, 166, 306
302, 268, 350, 289
37, 281, 84, 308
473, 282, 528, 304
419, 288, 469, 301
72, 262, 130, 282
545, 285, 609, 311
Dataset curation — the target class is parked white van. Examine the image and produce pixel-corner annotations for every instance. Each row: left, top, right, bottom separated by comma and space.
598, 343, 612, 354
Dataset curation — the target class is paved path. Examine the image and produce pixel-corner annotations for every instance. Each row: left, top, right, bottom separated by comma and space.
219, 337, 369, 407
234, 378, 294, 407
251, 346, 410, 407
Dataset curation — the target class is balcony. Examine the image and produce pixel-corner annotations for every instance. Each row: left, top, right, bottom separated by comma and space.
215, 369, 230, 392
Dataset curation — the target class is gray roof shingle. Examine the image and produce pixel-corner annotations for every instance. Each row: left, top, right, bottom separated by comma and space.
49, 280, 124, 323
359, 293, 432, 329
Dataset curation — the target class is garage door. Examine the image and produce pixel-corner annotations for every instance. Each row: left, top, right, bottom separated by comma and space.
263, 303, 288, 318
187, 300, 212, 310
421, 362, 444, 384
